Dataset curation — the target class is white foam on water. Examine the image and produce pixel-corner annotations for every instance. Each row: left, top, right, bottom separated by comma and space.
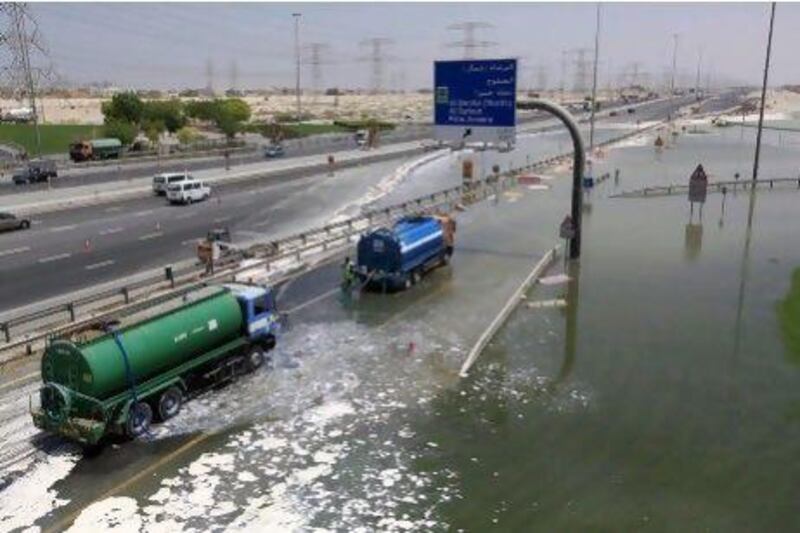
0, 451, 79, 533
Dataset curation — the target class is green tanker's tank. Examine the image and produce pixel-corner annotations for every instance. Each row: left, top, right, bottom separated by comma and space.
41, 290, 243, 400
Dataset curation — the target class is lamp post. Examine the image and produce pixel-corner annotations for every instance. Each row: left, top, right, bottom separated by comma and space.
292, 13, 302, 123
517, 99, 585, 259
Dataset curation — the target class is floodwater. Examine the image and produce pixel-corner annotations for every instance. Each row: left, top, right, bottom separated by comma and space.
7, 105, 800, 531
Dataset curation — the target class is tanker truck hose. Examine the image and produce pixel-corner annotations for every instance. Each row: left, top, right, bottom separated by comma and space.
105, 327, 145, 414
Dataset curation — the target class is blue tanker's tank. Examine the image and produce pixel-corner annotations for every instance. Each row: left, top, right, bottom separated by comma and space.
357, 216, 447, 290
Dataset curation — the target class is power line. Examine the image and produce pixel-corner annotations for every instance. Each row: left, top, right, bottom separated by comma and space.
446, 21, 496, 59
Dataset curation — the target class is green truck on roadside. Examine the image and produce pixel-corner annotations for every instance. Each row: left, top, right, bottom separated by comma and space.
69, 138, 123, 162
31, 284, 280, 447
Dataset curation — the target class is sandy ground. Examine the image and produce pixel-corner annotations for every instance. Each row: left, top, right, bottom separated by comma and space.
0, 89, 615, 126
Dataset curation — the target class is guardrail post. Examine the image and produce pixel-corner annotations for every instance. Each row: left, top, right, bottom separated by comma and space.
165, 265, 175, 288
67, 303, 76, 322
121, 287, 130, 304
1, 323, 9, 343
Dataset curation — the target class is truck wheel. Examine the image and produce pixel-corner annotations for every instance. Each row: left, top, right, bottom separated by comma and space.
262, 334, 276, 351
157, 387, 183, 421
246, 346, 265, 372
126, 402, 152, 439
411, 270, 422, 285
20, 220, 30, 230
186, 197, 193, 205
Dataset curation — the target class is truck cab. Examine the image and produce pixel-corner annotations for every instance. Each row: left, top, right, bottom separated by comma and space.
223, 283, 280, 346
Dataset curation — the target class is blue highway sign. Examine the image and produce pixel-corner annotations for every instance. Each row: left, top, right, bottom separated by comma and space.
434, 58, 517, 144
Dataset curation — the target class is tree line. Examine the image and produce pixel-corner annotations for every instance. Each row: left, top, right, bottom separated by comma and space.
101, 92, 252, 146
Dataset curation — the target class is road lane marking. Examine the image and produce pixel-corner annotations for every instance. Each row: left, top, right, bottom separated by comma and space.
284, 288, 340, 315
175, 212, 196, 220
105, 206, 123, 213
133, 209, 154, 217
85, 260, 115, 270
99, 227, 124, 236
49, 224, 77, 233
138, 232, 163, 241
181, 238, 202, 246
252, 219, 272, 228
213, 216, 232, 223
0, 246, 31, 258
38, 253, 71, 263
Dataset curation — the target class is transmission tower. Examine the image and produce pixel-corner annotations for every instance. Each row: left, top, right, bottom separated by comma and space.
0, 3, 52, 157
446, 21, 496, 59
205, 57, 215, 95
571, 47, 592, 93
535, 64, 549, 92
357, 37, 393, 94
304, 42, 329, 97
228, 60, 238, 92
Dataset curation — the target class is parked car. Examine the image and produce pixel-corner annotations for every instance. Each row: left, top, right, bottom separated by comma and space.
12, 159, 57, 185
153, 172, 191, 195
264, 144, 285, 158
166, 180, 211, 205
0, 212, 30, 232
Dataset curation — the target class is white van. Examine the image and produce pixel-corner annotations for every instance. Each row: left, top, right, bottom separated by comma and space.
166, 180, 211, 205
153, 173, 191, 195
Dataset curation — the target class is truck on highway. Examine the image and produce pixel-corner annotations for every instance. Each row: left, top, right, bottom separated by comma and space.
69, 138, 123, 162
12, 159, 58, 185
355, 214, 455, 291
31, 284, 280, 446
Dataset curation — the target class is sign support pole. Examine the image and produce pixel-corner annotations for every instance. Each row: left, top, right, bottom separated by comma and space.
518, 99, 585, 259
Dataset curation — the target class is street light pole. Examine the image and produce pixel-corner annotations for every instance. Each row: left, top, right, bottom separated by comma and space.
517, 99, 585, 259
752, 2, 776, 182
292, 12, 302, 123
588, 2, 601, 152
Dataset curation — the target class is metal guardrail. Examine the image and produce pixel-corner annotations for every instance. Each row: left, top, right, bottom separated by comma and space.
0, 120, 661, 362
611, 177, 800, 199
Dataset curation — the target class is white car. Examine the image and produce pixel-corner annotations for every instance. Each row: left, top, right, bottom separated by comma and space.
166, 180, 211, 205
153, 172, 191, 195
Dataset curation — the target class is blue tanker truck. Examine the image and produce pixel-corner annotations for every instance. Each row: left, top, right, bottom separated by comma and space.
355, 215, 456, 291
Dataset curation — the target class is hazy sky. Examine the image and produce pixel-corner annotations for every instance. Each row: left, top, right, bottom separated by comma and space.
29, 2, 799, 91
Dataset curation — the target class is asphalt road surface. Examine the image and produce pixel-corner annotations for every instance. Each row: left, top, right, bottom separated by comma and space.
0, 94, 730, 313
0, 97, 648, 196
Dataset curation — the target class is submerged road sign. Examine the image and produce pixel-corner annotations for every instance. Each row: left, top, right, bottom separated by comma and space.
434, 58, 517, 145
688, 164, 708, 203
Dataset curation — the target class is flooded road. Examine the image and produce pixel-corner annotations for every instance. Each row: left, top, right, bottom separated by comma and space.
8, 97, 800, 532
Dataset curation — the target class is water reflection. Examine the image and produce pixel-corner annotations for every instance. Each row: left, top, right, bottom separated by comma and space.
684, 223, 703, 261
550, 260, 581, 391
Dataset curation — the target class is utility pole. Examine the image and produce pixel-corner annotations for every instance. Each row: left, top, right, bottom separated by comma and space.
752, 2, 776, 183
669, 33, 679, 96
694, 47, 703, 100
292, 12, 302, 122
588, 3, 601, 152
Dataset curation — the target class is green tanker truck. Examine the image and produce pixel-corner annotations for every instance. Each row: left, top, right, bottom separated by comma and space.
31, 284, 279, 446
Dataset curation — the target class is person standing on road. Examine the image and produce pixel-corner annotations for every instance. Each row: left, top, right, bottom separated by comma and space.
341, 256, 356, 291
